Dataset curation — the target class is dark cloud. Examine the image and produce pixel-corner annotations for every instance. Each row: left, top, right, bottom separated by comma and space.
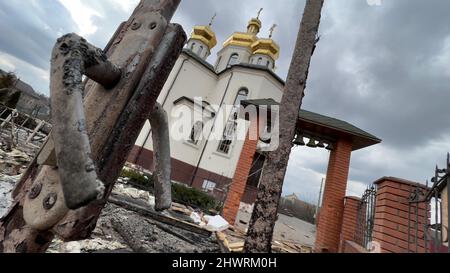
0, 0, 75, 70
1, 0, 450, 202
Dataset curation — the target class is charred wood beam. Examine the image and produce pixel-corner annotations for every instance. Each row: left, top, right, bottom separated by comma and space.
244, 0, 325, 253
108, 194, 212, 237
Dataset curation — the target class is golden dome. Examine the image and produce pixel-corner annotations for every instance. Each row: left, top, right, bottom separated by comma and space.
190, 25, 217, 50
222, 18, 262, 49
251, 38, 280, 60
251, 24, 280, 60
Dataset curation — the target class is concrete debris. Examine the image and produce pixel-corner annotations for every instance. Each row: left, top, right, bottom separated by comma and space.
204, 215, 229, 232
190, 212, 203, 225
112, 183, 154, 205
47, 238, 128, 253
0, 148, 31, 176
0, 174, 20, 218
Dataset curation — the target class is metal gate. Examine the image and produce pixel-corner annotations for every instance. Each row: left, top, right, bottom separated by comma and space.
355, 185, 377, 250
408, 154, 450, 253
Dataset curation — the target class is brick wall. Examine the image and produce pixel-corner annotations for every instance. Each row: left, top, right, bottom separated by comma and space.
222, 119, 259, 225
341, 240, 369, 253
372, 177, 430, 253
315, 138, 353, 253
339, 196, 361, 252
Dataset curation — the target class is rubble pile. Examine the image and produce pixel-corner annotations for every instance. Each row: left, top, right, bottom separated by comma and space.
0, 174, 20, 218
48, 203, 221, 253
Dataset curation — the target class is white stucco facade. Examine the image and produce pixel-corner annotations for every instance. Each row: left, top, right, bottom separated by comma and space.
131, 21, 284, 193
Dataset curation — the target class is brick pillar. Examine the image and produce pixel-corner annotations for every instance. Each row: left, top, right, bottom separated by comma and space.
222, 121, 259, 225
315, 138, 352, 253
339, 196, 361, 252
372, 177, 429, 253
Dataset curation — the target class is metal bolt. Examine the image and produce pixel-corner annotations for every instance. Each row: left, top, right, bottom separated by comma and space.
28, 183, 42, 200
149, 22, 157, 30
43, 193, 58, 210
131, 21, 142, 30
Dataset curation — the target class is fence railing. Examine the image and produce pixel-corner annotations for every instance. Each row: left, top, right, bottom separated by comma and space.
355, 185, 377, 250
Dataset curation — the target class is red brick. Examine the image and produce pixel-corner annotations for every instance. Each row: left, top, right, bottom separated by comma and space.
315, 138, 352, 253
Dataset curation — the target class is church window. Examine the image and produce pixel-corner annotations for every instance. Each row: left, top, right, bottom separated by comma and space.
257, 57, 263, 65
188, 121, 204, 145
227, 53, 239, 67
190, 42, 196, 51
198, 45, 204, 56
217, 88, 249, 154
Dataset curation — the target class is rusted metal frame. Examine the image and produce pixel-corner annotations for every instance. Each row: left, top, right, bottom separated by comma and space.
0, 0, 182, 253
50, 10, 184, 241
98, 23, 185, 210
50, 33, 122, 209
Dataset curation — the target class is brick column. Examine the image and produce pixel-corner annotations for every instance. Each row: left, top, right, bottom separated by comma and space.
339, 196, 361, 252
222, 121, 259, 225
315, 138, 352, 253
372, 177, 429, 253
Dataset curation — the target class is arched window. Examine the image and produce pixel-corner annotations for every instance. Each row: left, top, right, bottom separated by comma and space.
190, 42, 196, 51
227, 53, 239, 67
197, 45, 204, 56
189, 121, 204, 145
257, 57, 263, 65
218, 88, 249, 154
266, 60, 271, 68
233, 88, 249, 107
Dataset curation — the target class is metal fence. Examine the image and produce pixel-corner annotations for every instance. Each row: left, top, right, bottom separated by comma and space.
355, 185, 377, 250
408, 154, 450, 253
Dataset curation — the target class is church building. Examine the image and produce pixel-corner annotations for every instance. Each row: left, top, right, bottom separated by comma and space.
127, 13, 381, 226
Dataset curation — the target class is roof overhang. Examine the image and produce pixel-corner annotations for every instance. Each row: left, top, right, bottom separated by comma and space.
241, 98, 382, 151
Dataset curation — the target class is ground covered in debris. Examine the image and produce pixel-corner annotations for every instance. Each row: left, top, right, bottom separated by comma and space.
1, 126, 310, 253
47, 203, 221, 253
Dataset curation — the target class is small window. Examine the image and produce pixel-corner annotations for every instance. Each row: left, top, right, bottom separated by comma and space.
217, 88, 249, 154
227, 53, 239, 67
266, 60, 271, 68
188, 121, 203, 145
190, 42, 196, 51
197, 45, 204, 56
202, 180, 216, 193
257, 57, 263, 65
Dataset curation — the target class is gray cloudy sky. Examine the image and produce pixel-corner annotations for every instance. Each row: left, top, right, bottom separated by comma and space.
1, 0, 450, 204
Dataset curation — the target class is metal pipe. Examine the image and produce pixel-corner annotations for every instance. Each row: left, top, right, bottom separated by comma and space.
50, 33, 121, 209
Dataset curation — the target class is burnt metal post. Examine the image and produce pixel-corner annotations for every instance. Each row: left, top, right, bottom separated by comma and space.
0, 0, 186, 253
244, 0, 324, 253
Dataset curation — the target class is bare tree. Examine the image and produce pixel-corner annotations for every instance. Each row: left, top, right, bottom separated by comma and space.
244, 0, 325, 253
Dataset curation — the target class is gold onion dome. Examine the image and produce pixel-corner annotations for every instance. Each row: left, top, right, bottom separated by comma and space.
251, 24, 280, 60
190, 14, 218, 50
223, 8, 263, 49
190, 25, 217, 50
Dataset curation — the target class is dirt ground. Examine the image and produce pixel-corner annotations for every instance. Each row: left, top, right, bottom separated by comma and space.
235, 208, 316, 248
